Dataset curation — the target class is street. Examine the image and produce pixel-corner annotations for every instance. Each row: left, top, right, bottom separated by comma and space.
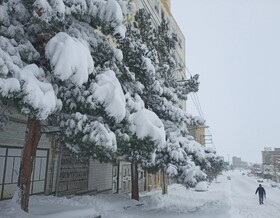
1, 170, 280, 218
118, 170, 280, 218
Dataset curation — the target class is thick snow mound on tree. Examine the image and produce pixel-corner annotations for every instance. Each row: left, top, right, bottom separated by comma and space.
19, 64, 59, 119
129, 109, 166, 147
0, 78, 20, 97
92, 70, 126, 122
97, 0, 126, 38
45, 32, 94, 86
0, 63, 59, 120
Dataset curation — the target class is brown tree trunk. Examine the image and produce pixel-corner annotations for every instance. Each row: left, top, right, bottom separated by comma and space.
18, 117, 41, 212
131, 162, 139, 201
162, 170, 168, 195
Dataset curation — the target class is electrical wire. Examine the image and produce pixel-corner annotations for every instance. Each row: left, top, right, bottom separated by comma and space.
189, 94, 202, 117
194, 92, 205, 119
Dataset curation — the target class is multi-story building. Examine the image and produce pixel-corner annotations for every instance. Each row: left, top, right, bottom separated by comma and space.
188, 125, 206, 146
232, 156, 248, 169
0, 1, 188, 199
131, 0, 186, 110
261, 147, 280, 180
0, 108, 114, 200
262, 147, 280, 165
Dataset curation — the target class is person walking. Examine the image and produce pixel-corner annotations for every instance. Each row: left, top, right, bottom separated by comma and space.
255, 184, 266, 205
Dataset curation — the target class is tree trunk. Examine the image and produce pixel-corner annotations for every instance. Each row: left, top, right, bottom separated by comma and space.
18, 117, 41, 212
131, 162, 139, 201
162, 170, 168, 195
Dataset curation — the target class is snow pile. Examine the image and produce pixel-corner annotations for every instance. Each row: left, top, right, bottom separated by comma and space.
129, 108, 166, 147
33, 0, 53, 22
7, 172, 280, 218
31, 0, 128, 37
0, 78, 20, 97
50, 0, 66, 19
113, 48, 123, 62
0, 5, 10, 26
195, 181, 209, 192
0, 183, 229, 218
46, 32, 94, 86
18, 64, 59, 120
166, 163, 178, 177
91, 70, 126, 123
0, 35, 60, 119
96, 0, 126, 38
62, 112, 117, 152
183, 165, 207, 187
0, 36, 23, 75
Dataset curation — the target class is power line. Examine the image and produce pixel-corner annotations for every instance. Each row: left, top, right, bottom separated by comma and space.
194, 92, 205, 119
189, 94, 202, 118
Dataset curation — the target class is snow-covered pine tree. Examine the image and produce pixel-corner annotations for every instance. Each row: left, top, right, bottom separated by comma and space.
128, 9, 207, 193
200, 146, 224, 182
0, 0, 131, 212
115, 94, 165, 200
113, 17, 166, 200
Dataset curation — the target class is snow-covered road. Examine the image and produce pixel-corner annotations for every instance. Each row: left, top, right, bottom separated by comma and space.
220, 171, 280, 218
1, 170, 280, 218
120, 170, 280, 218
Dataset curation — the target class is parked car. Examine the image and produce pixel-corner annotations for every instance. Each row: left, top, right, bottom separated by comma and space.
215, 178, 221, 183
227, 176, 231, 180
271, 183, 277, 188
257, 179, 264, 183
195, 181, 209, 192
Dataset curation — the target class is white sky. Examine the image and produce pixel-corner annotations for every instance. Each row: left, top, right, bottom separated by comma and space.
172, 0, 280, 164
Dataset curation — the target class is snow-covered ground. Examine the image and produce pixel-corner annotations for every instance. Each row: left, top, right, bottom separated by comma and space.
1, 170, 280, 218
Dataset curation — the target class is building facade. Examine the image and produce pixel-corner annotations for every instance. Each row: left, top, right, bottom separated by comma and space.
131, 0, 186, 110
0, 108, 115, 200
261, 147, 280, 180
232, 156, 248, 169
262, 147, 280, 165
1, 1, 187, 200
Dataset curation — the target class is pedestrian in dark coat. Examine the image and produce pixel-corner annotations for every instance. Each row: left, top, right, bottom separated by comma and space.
255, 184, 266, 205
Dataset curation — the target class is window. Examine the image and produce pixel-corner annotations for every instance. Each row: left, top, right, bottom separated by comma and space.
155, 0, 160, 13
178, 37, 182, 48
161, 9, 165, 21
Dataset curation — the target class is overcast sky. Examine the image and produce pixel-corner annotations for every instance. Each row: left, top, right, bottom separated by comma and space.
172, 0, 280, 164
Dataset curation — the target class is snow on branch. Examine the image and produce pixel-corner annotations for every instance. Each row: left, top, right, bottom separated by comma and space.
0, 78, 20, 97
90, 70, 126, 123
129, 108, 166, 148
45, 32, 94, 86
183, 165, 207, 187
62, 112, 117, 152
166, 163, 178, 177
18, 64, 60, 120
0, 36, 60, 120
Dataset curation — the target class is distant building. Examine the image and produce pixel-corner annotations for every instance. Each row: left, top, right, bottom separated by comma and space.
251, 164, 262, 176
232, 156, 248, 169
261, 148, 280, 180
262, 147, 280, 165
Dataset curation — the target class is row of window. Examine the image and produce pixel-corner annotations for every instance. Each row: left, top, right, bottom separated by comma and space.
153, 1, 183, 49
